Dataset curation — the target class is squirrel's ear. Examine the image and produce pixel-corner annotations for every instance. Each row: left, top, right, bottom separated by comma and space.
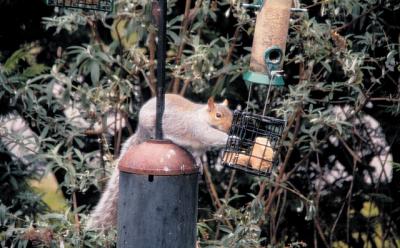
222, 99, 229, 106
207, 97, 215, 112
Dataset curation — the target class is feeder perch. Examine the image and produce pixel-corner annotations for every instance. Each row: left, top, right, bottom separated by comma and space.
241, 0, 264, 9
46, 0, 114, 12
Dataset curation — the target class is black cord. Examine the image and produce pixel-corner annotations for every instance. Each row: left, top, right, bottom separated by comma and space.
155, 0, 166, 140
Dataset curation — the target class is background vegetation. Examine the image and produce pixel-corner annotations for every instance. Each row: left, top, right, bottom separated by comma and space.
0, 0, 399, 247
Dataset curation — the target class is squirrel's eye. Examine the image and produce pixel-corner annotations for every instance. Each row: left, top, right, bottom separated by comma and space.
216, 112, 222, 118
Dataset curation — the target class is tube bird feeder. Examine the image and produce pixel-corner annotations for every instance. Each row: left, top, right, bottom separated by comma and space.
243, 0, 292, 87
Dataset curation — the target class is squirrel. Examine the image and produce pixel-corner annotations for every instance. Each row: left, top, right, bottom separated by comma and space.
86, 94, 233, 230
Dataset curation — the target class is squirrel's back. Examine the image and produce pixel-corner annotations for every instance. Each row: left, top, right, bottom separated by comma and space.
86, 94, 232, 231
142, 94, 201, 112
137, 94, 201, 132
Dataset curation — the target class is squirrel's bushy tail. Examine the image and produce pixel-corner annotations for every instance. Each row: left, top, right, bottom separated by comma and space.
86, 131, 144, 230
86, 166, 120, 230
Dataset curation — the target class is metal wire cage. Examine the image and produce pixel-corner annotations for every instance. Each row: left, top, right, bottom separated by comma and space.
47, 0, 114, 12
222, 110, 285, 176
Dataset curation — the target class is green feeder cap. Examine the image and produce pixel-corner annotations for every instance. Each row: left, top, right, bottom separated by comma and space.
243, 71, 285, 88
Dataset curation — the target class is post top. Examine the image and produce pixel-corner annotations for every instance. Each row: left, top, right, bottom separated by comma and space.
118, 140, 198, 176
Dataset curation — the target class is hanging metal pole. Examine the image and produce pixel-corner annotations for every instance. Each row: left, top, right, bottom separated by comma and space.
155, 0, 167, 140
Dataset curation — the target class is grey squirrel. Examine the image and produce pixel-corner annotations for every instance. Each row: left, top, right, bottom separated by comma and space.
86, 94, 233, 230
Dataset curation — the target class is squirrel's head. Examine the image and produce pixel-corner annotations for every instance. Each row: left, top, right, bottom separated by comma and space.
207, 97, 233, 133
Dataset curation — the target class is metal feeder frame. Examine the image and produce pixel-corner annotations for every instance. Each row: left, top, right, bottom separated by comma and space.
47, 0, 114, 12
222, 15, 287, 177
223, 110, 285, 176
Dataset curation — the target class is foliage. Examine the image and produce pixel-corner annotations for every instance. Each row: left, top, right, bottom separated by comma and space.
0, 0, 400, 247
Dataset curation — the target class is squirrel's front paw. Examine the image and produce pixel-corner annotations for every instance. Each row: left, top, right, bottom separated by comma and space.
228, 135, 241, 145
213, 133, 229, 147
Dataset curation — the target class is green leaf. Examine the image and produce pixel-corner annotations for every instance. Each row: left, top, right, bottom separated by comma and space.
218, 225, 233, 234
90, 61, 100, 84
167, 30, 181, 45
9, 176, 19, 190
21, 64, 49, 78
40, 126, 50, 140
320, 61, 332, 73
3, 48, 28, 75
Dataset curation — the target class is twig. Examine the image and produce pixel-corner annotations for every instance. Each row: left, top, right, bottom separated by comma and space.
84, 129, 104, 136
278, 181, 312, 203
257, 106, 300, 198
334, 5, 379, 32
114, 88, 123, 157
370, 97, 400, 102
329, 157, 356, 247
72, 191, 80, 231
148, 30, 157, 97
179, 78, 191, 96
202, 159, 222, 209
222, 26, 241, 66
139, 68, 156, 95
314, 217, 330, 248
172, 0, 194, 94
256, 179, 268, 199
202, 155, 234, 230
215, 222, 221, 240
314, 153, 323, 248
215, 170, 236, 239
305, 0, 332, 9
66, 141, 81, 231
115, 112, 123, 157
99, 134, 107, 191
114, 17, 124, 48
214, 169, 236, 239
271, 190, 287, 244
87, 15, 107, 52
336, 134, 361, 162
346, 155, 358, 245
223, 169, 236, 202
264, 108, 302, 215
121, 110, 134, 135
284, 91, 372, 180
211, 25, 242, 96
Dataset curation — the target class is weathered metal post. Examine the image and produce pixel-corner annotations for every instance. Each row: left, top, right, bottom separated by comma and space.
117, 0, 199, 247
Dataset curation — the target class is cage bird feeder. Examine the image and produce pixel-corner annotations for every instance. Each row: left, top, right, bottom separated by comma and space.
223, 111, 285, 176
46, 0, 114, 12
222, 0, 293, 176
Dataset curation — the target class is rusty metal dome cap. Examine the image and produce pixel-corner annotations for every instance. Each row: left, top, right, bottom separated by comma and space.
118, 140, 198, 176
